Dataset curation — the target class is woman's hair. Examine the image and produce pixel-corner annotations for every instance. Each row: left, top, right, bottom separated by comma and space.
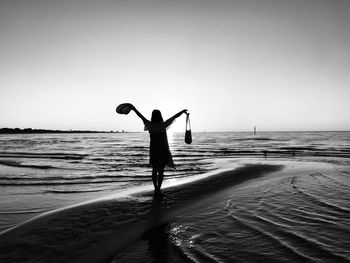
151, 110, 163, 123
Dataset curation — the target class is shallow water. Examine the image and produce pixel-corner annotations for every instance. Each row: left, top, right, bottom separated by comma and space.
168, 163, 350, 262
0, 132, 350, 262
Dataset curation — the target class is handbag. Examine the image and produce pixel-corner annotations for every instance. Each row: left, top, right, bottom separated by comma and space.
185, 113, 192, 144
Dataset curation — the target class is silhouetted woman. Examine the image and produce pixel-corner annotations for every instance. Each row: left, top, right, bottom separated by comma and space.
130, 105, 188, 194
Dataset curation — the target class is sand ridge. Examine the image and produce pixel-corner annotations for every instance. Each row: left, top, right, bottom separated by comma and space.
0, 162, 284, 263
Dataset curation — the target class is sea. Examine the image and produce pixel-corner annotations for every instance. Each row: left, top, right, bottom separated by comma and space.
0, 131, 350, 262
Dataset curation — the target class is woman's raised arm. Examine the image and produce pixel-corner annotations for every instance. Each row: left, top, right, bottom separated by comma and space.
131, 105, 148, 123
165, 109, 188, 126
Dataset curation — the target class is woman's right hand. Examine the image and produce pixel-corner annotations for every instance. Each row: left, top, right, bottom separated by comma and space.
127, 103, 135, 111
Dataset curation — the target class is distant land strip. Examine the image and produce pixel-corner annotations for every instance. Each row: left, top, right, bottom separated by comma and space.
0, 128, 127, 134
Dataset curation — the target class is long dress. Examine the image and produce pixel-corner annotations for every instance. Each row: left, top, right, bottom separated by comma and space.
143, 119, 175, 169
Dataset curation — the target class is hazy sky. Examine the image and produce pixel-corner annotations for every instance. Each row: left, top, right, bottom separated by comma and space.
1, 0, 349, 132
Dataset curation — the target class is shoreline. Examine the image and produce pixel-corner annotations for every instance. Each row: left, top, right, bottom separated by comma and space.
0, 161, 284, 262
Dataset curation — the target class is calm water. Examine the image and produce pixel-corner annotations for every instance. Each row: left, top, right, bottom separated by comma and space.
0, 131, 350, 262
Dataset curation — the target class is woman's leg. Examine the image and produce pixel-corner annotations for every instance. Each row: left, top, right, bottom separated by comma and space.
152, 167, 158, 190
157, 166, 165, 190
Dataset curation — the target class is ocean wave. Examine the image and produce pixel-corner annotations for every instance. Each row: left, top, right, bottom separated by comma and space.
235, 208, 348, 261
0, 160, 57, 170
0, 209, 48, 215
226, 212, 316, 262
0, 174, 150, 181
0, 152, 87, 160
44, 189, 106, 194
0, 177, 151, 186
296, 190, 350, 216
232, 137, 272, 141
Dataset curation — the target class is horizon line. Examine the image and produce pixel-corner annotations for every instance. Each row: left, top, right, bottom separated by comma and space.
0, 127, 349, 134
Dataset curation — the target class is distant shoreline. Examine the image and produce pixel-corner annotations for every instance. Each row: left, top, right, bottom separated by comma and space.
0, 128, 348, 134
0, 128, 128, 134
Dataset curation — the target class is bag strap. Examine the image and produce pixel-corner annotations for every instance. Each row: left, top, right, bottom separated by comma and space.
186, 114, 191, 131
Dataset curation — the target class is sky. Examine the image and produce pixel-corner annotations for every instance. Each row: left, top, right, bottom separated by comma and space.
1, 0, 349, 132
